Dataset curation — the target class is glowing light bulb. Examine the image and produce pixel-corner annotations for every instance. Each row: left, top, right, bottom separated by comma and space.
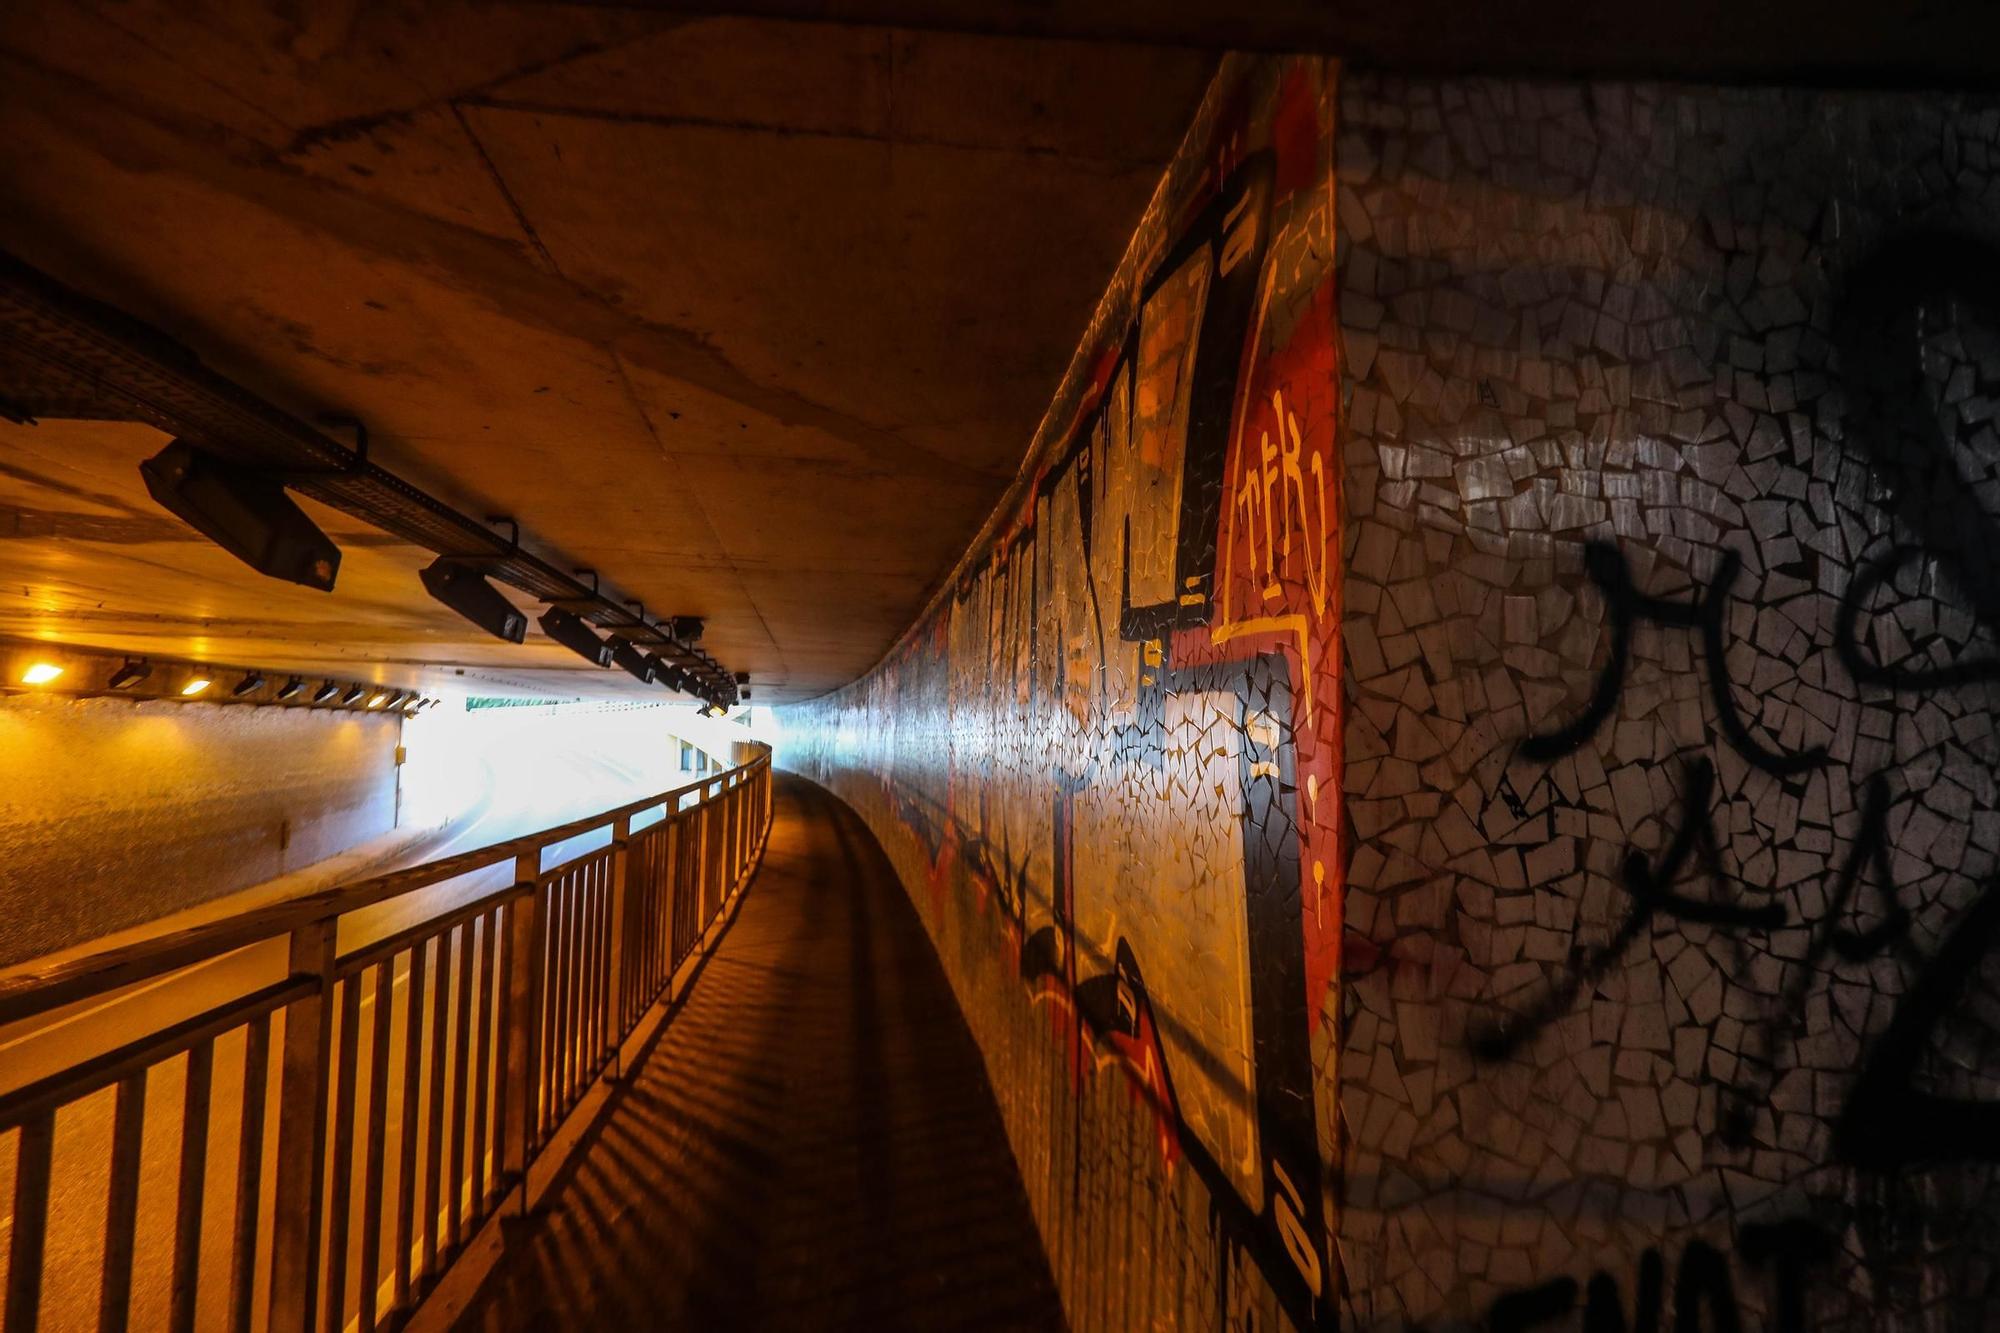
21, 663, 63, 685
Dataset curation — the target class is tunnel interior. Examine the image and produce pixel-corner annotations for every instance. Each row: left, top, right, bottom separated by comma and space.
5, 5, 2000, 1333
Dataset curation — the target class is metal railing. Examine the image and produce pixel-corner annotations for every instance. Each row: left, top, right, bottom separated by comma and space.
0, 746, 773, 1333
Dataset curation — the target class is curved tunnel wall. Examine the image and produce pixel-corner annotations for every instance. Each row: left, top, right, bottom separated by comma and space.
782, 57, 2000, 1331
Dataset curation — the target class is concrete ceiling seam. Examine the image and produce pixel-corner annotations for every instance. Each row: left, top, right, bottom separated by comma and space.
0, 48, 997, 489
0, 6, 1215, 697
607, 348, 789, 678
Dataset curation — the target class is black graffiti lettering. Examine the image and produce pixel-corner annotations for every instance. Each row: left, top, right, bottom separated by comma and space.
1835, 870, 2000, 1167
1523, 543, 1827, 777
1584, 1249, 1663, 1333
1821, 231, 2000, 1169
1832, 231, 2000, 692
1473, 758, 1782, 1061
1487, 1230, 1835, 1333
1488, 1276, 1577, 1333
1824, 775, 1909, 963
1518, 542, 1635, 761
1736, 1219, 1833, 1333
1621, 760, 1786, 931
1724, 775, 1908, 1145
1834, 545, 2000, 690
1669, 1241, 1739, 1333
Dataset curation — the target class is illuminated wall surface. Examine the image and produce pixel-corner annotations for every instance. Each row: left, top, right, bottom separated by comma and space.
0, 694, 399, 965
783, 55, 2000, 1331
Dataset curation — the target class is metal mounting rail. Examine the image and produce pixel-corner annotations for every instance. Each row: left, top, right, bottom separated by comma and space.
0, 249, 738, 701
0, 746, 774, 1333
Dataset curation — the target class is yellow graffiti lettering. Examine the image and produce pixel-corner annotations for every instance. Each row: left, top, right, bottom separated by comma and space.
1220, 188, 1259, 276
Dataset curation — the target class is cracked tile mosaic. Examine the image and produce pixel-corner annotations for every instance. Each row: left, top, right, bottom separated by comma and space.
784, 56, 2000, 1333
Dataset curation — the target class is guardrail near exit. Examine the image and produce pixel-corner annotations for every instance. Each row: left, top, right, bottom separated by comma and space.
0, 745, 774, 1333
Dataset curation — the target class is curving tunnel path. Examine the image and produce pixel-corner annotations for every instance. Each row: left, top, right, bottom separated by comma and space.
456, 774, 1065, 1332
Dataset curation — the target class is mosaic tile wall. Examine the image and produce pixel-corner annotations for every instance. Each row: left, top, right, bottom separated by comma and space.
785, 55, 1344, 1331
1334, 74, 2000, 1331
786, 59, 2000, 1333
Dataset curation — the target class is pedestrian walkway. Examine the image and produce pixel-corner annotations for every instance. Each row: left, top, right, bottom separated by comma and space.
458, 774, 1066, 1331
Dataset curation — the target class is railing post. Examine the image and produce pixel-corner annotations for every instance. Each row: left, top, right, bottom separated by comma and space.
710, 786, 725, 919
729, 784, 740, 885
266, 917, 336, 1333
696, 792, 715, 926
606, 815, 631, 1074
499, 848, 542, 1205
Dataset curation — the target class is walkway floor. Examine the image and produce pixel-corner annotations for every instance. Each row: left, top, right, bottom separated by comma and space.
458, 773, 1066, 1332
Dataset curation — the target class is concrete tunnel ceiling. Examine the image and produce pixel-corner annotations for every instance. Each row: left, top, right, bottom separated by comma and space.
0, 3, 1216, 702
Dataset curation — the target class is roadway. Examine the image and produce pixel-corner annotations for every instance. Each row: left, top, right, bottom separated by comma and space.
0, 734, 712, 1330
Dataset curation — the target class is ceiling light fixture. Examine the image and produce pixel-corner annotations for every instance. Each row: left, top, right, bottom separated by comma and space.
538, 607, 613, 668
609, 637, 657, 684
276, 676, 305, 700
20, 662, 63, 685
232, 673, 266, 698
181, 678, 211, 697
312, 681, 340, 704
107, 659, 152, 689
341, 684, 366, 705
139, 440, 341, 591
419, 558, 528, 643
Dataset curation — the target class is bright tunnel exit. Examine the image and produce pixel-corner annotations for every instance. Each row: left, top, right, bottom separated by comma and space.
398, 698, 760, 848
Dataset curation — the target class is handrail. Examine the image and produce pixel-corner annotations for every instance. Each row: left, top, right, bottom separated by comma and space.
0, 976, 314, 1126
0, 741, 775, 1333
0, 754, 767, 1025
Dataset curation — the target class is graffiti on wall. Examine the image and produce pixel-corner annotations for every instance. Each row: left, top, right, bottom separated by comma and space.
1336, 77, 2000, 1330
794, 63, 2000, 1332
789, 58, 1343, 1330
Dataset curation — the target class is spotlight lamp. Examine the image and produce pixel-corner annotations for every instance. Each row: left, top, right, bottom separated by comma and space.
341, 684, 366, 706
232, 673, 267, 698
734, 672, 750, 685
538, 607, 613, 668
367, 691, 391, 709
276, 676, 305, 701
139, 440, 341, 591
107, 659, 152, 689
312, 681, 340, 704
656, 664, 692, 693
609, 637, 658, 684
670, 615, 705, 644
181, 678, 212, 697
21, 662, 63, 685
419, 559, 528, 644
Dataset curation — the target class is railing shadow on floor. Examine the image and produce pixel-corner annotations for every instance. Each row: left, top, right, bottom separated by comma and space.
0, 746, 774, 1333
453, 776, 1069, 1333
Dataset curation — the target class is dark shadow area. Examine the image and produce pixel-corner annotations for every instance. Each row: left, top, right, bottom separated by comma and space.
457, 773, 1066, 1332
